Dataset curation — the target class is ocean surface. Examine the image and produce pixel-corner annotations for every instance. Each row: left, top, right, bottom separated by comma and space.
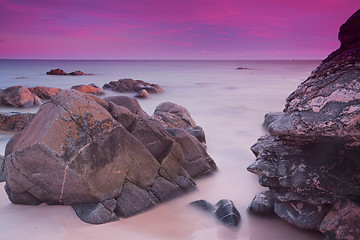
0, 59, 323, 240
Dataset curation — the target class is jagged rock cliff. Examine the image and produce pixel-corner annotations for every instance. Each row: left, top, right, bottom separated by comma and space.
248, 9, 360, 240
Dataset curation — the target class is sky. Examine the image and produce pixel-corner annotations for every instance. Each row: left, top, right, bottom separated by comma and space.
0, 0, 359, 60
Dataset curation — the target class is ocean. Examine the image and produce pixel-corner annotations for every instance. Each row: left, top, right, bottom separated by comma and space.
0, 59, 323, 240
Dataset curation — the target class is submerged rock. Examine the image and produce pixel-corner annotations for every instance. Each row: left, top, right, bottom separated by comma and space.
190, 199, 241, 227
247, 9, 360, 240
3, 90, 217, 224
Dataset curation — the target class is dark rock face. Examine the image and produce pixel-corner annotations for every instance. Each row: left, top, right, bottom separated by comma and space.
0, 112, 35, 131
3, 90, 216, 224
103, 78, 163, 94
71, 85, 104, 95
2, 86, 42, 107
248, 9, 360, 240
190, 199, 241, 227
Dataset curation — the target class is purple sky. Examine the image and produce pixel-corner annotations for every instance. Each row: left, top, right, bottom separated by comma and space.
0, 0, 359, 59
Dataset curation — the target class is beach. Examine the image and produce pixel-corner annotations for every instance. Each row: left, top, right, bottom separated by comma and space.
0, 59, 323, 240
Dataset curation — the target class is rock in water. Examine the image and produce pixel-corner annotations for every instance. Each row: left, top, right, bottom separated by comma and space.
190, 199, 240, 227
103, 78, 163, 94
46, 69, 68, 75
247, 9, 360, 239
3, 89, 217, 224
71, 84, 104, 95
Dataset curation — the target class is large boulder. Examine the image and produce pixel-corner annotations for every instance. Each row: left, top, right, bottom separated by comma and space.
248, 9, 360, 240
3, 90, 216, 224
2, 86, 42, 108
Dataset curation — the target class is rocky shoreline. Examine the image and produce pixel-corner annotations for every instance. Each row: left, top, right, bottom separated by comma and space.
248, 9, 360, 240
1, 90, 217, 224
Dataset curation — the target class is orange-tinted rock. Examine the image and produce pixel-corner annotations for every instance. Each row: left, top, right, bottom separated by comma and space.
71, 84, 104, 95
2, 86, 42, 108
28, 86, 61, 99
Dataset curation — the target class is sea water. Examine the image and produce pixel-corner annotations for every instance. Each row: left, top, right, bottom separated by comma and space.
0, 59, 323, 240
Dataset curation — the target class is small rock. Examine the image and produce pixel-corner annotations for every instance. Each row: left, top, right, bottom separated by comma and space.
135, 89, 149, 98
248, 191, 275, 215
190, 199, 241, 227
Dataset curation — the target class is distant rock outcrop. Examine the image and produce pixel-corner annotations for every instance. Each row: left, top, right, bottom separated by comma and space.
3, 90, 217, 224
46, 69, 90, 75
247, 9, 360, 240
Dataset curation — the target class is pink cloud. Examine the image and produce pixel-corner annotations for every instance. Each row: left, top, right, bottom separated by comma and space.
1, 0, 360, 59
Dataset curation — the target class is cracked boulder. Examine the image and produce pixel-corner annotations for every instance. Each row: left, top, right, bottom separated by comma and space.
3, 89, 217, 224
247, 9, 360, 240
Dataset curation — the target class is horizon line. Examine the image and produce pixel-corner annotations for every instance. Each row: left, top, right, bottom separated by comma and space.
0, 58, 323, 61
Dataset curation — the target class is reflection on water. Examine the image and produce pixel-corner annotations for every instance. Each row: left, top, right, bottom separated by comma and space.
0, 60, 323, 239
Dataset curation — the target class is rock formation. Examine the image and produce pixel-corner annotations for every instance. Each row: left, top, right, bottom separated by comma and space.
247, 9, 360, 240
3, 90, 217, 224
103, 78, 163, 94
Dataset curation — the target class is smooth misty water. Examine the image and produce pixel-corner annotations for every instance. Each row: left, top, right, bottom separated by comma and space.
0, 60, 323, 240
